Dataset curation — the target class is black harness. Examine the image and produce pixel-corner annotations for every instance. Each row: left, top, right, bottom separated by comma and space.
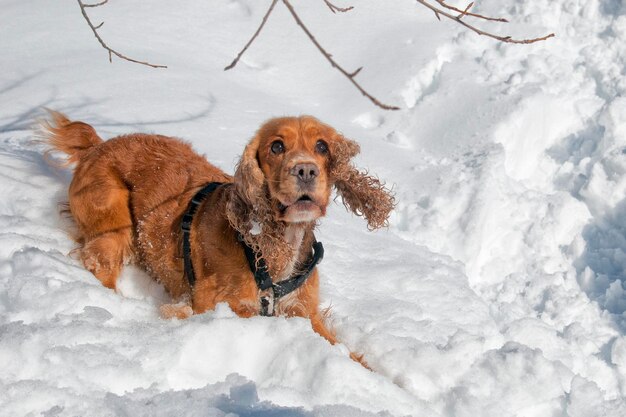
181, 182, 324, 316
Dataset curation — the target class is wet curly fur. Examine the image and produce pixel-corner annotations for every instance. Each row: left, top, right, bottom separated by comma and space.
331, 138, 394, 230
41, 111, 394, 367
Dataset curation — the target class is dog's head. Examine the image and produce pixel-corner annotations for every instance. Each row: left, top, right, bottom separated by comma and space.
232, 116, 394, 229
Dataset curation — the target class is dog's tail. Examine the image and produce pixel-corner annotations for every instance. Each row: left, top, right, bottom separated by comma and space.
38, 110, 103, 165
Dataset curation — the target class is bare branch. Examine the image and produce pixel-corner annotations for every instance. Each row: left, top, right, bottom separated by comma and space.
323, 0, 354, 13
78, 0, 554, 111
223, 0, 397, 109
282, 0, 399, 110
77, 0, 167, 68
434, 0, 508, 23
224, 0, 279, 70
83, 0, 108, 7
416, 0, 555, 44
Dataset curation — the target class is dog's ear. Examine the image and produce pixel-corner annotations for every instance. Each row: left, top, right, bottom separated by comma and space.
233, 134, 265, 204
329, 134, 395, 230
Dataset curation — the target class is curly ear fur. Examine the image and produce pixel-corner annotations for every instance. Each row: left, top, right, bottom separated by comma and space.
330, 136, 395, 229
232, 136, 265, 204
226, 134, 291, 276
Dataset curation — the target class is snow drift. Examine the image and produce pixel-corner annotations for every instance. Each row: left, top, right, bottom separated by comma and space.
1, 0, 626, 416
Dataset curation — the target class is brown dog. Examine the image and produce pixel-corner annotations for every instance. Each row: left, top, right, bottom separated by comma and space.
42, 111, 394, 365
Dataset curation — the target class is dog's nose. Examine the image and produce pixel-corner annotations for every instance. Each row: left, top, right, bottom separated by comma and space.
290, 163, 319, 183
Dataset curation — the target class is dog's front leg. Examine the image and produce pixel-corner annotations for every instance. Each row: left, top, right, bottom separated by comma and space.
309, 311, 370, 369
160, 301, 193, 319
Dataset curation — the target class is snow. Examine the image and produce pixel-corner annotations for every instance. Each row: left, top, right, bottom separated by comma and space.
2, 0, 626, 416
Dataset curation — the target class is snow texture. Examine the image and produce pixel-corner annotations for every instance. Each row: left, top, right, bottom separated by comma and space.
1, 0, 626, 416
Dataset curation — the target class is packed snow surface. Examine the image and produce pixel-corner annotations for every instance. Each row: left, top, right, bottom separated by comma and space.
2, 0, 626, 416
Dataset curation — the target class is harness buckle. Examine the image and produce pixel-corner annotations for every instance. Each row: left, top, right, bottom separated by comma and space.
259, 288, 275, 316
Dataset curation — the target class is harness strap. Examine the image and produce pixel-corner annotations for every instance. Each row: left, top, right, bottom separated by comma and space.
181, 182, 324, 316
240, 237, 273, 291
182, 182, 224, 287
238, 234, 324, 314
274, 240, 324, 297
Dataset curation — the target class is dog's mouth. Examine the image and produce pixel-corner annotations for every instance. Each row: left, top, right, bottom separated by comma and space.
278, 194, 312, 211
277, 194, 323, 223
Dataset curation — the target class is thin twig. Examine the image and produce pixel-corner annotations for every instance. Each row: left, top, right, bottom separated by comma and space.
323, 0, 354, 13
435, 0, 507, 22
457, 2, 474, 19
77, 0, 167, 68
416, 0, 554, 44
282, 0, 399, 110
224, 0, 279, 70
83, 0, 108, 8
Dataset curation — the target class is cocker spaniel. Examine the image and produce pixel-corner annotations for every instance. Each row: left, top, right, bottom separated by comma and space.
42, 111, 394, 366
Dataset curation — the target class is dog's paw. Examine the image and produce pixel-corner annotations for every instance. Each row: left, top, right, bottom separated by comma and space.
160, 302, 193, 320
350, 351, 371, 371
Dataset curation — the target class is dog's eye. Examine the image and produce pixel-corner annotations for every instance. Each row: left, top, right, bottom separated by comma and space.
271, 140, 285, 155
315, 140, 329, 155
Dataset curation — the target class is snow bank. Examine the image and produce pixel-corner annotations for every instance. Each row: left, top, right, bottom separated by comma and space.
1, 0, 626, 416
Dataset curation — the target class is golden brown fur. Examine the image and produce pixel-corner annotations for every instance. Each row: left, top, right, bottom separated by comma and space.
41, 111, 395, 366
